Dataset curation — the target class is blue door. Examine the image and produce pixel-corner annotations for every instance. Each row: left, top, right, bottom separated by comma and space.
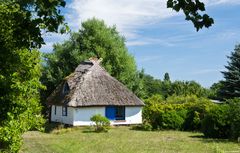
105, 106, 115, 120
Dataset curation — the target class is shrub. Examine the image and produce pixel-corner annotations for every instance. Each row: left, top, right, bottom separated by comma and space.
202, 98, 240, 139
160, 110, 187, 130
90, 114, 110, 132
143, 94, 213, 131
202, 104, 231, 138
144, 102, 187, 130
183, 98, 214, 131
0, 125, 22, 153
227, 98, 240, 139
0, 113, 45, 152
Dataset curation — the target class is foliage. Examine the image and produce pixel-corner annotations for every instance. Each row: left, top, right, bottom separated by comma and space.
143, 94, 214, 131
183, 97, 213, 131
0, 0, 66, 49
170, 81, 208, 98
202, 98, 240, 139
163, 72, 170, 82
160, 109, 187, 130
90, 114, 110, 132
202, 104, 231, 139
227, 98, 240, 139
220, 44, 240, 99
161, 78, 172, 99
208, 81, 225, 100
0, 0, 65, 151
140, 72, 162, 98
132, 69, 147, 98
140, 72, 208, 99
143, 95, 180, 129
41, 18, 138, 103
0, 49, 45, 152
167, 0, 214, 31
166, 94, 199, 104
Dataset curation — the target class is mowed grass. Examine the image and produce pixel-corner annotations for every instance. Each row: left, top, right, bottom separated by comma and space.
21, 126, 240, 153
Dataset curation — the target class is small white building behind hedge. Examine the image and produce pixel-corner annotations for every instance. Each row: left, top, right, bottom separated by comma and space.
47, 58, 144, 126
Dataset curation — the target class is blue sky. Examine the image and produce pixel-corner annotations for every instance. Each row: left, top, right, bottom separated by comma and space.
41, 0, 240, 87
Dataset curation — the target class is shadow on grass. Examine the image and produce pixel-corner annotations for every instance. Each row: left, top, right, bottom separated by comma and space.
189, 135, 233, 143
81, 127, 97, 133
44, 122, 109, 134
44, 122, 71, 133
82, 127, 111, 133
129, 125, 152, 132
189, 135, 205, 138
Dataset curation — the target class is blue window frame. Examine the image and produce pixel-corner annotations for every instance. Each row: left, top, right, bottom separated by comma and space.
105, 106, 125, 120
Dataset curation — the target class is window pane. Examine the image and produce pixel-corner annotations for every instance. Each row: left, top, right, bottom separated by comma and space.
115, 106, 125, 120
62, 106, 67, 116
54, 106, 56, 115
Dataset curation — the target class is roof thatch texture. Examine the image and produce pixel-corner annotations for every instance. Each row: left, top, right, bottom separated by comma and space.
47, 59, 144, 107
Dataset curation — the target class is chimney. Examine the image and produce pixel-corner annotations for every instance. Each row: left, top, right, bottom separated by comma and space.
89, 57, 103, 65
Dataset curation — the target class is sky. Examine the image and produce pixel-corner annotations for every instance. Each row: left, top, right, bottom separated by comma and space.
41, 0, 240, 88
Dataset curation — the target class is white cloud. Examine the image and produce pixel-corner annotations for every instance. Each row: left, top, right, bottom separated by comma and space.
138, 55, 163, 62
41, 0, 240, 51
40, 32, 69, 52
68, 0, 177, 39
127, 37, 175, 47
192, 68, 224, 75
127, 32, 205, 47
67, 0, 240, 39
203, 0, 240, 5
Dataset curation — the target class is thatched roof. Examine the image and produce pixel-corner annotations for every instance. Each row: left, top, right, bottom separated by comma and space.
47, 59, 144, 107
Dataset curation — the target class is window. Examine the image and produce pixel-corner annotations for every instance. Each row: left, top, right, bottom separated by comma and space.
54, 105, 57, 115
106, 106, 125, 120
115, 106, 125, 120
63, 82, 70, 94
62, 106, 67, 116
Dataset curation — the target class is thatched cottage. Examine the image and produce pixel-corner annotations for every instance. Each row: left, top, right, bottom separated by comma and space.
47, 58, 144, 126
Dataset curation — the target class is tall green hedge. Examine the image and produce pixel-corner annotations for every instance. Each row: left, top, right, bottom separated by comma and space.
143, 95, 214, 131
202, 98, 240, 139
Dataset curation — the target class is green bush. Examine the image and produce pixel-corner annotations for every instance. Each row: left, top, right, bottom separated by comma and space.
228, 98, 240, 139
90, 114, 110, 132
144, 103, 187, 130
183, 98, 214, 131
143, 94, 214, 131
202, 98, 240, 139
0, 125, 22, 153
160, 110, 187, 130
202, 104, 231, 138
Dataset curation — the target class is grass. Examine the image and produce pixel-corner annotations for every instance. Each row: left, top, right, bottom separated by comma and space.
21, 126, 240, 153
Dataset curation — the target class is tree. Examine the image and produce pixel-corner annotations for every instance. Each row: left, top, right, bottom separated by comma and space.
0, 49, 45, 152
0, 0, 66, 49
140, 73, 162, 98
42, 18, 138, 103
208, 81, 225, 100
170, 81, 207, 97
0, 1, 66, 152
220, 44, 240, 99
167, 0, 214, 31
164, 73, 171, 82
161, 73, 172, 98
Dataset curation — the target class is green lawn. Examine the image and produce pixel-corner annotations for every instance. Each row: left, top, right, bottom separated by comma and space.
21, 126, 240, 153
